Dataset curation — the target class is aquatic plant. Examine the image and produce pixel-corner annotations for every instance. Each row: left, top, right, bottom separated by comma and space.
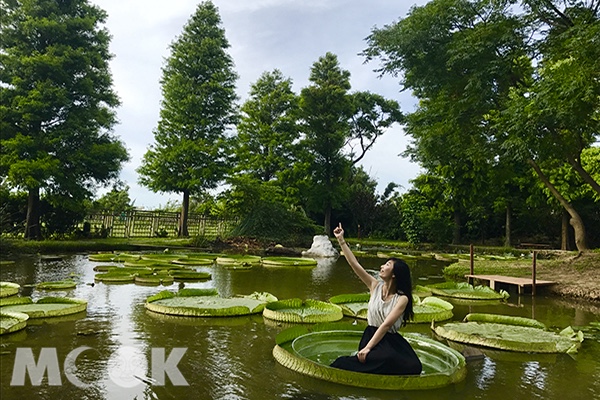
432, 313, 584, 353
263, 298, 344, 323
145, 289, 276, 317
0, 297, 87, 318
273, 322, 467, 390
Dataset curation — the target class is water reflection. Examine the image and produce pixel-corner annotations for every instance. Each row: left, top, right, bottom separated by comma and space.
311, 257, 339, 283
1, 253, 599, 400
521, 361, 546, 391
475, 356, 496, 390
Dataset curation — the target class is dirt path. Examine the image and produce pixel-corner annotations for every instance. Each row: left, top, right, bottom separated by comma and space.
537, 251, 600, 302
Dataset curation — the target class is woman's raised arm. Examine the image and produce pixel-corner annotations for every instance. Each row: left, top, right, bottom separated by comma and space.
333, 223, 378, 291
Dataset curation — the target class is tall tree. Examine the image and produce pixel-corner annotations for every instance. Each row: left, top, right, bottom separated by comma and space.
364, 0, 531, 245
0, 0, 128, 240
137, 1, 238, 237
234, 69, 300, 183
300, 53, 353, 234
363, 0, 598, 250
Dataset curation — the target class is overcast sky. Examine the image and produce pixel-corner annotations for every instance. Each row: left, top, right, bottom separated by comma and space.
92, 0, 429, 209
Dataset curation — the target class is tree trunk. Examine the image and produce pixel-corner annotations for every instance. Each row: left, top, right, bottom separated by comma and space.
567, 154, 600, 197
25, 187, 42, 240
179, 190, 190, 237
528, 159, 588, 251
504, 204, 512, 248
452, 210, 461, 245
324, 205, 331, 235
561, 209, 570, 251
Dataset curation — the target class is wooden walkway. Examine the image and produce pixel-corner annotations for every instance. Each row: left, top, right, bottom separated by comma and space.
465, 274, 556, 295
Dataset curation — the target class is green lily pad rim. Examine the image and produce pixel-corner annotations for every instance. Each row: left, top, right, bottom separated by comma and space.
145, 288, 274, 317
0, 310, 29, 335
168, 271, 212, 281
0, 297, 87, 318
0, 282, 20, 298
263, 298, 344, 323
464, 313, 546, 329
426, 282, 509, 300
273, 324, 466, 390
36, 280, 77, 290
216, 255, 262, 265
261, 257, 318, 267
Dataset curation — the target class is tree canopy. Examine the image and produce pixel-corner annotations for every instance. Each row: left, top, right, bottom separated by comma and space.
137, 0, 238, 237
0, 0, 129, 239
363, 0, 600, 250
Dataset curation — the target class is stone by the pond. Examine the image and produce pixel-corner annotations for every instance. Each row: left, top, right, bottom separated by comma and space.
302, 235, 339, 258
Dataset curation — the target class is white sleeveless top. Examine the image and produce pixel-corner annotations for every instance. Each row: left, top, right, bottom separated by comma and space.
367, 282, 404, 333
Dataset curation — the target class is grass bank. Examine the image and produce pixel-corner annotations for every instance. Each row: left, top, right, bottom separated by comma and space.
0, 237, 197, 255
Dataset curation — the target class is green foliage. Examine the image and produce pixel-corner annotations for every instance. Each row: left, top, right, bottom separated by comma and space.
347, 91, 403, 164
137, 1, 238, 236
91, 183, 135, 214
234, 69, 300, 183
0, 185, 26, 236
300, 52, 353, 232
40, 194, 88, 238
231, 199, 320, 246
225, 175, 319, 245
362, 0, 600, 249
0, 0, 129, 239
399, 190, 428, 245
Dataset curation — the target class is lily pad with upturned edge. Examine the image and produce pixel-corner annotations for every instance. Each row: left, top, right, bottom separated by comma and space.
263, 298, 344, 323
273, 322, 467, 390
0, 297, 87, 318
145, 288, 277, 317
0, 310, 29, 335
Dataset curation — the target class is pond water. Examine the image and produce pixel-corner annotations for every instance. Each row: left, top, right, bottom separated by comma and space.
1, 253, 599, 400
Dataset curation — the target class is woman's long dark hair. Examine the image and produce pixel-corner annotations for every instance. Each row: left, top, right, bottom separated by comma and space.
388, 257, 414, 326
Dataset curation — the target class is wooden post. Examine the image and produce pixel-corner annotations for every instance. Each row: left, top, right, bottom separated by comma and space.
532, 250, 537, 296
469, 244, 474, 275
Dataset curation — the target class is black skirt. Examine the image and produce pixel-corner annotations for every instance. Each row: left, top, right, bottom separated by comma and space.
330, 325, 423, 375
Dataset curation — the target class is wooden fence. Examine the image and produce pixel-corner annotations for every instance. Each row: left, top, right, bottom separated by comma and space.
82, 211, 238, 238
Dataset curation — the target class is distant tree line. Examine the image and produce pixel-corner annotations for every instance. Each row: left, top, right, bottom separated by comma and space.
1, 0, 598, 249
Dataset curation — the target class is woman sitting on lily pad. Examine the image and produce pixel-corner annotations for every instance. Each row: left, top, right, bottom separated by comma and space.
330, 223, 422, 375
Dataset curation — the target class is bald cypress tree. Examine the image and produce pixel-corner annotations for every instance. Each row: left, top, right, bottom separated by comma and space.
138, 1, 238, 237
0, 0, 128, 239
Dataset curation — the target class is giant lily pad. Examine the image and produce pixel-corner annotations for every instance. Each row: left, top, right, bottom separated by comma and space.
0, 297, 87, 318
141, 253, 187, 262
328, 294, 454, 323
36, 280, 77, 290
216, 255, 262, 267
168, 271, 211, 281
88, 253, 140, 262
171, 258, 214, 266
95, 272, 137, 283
146, 288, 276, 317
273, 322, 467, 390
134, 272, 174, 286
432, 313, 584, 353
328, 293, 370, 319
261, 257, 317, 267
413, 296, 454, 323
263, 298, 343, 323
0, 282, 20, 298
425, 282, 509, 300
0, 310, 29, 335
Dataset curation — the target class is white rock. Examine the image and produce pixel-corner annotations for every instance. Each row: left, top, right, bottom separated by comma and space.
302, 235, 339, 258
